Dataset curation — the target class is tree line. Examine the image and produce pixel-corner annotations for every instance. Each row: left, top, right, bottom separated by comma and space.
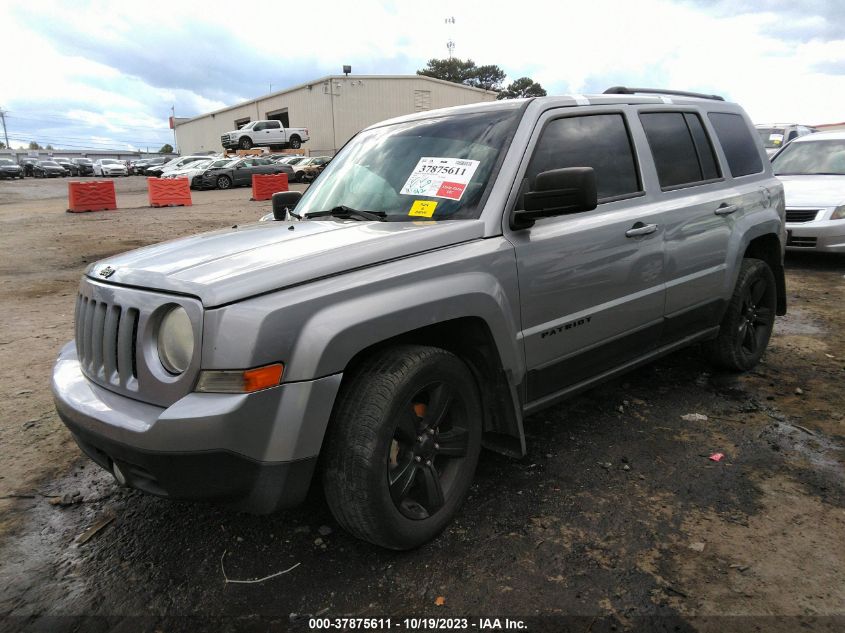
417, 58, 547, 99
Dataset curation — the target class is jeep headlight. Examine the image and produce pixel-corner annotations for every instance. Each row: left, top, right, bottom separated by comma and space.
157, 306, 194, 374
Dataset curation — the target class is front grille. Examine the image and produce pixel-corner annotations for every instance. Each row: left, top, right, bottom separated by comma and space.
75, 294, 140, 391
221, 135, 231, 145
785, 209, 819, 223
787, 235, 817, 248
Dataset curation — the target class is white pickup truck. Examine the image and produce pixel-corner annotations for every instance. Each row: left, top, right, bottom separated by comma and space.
221, 120, 310, 151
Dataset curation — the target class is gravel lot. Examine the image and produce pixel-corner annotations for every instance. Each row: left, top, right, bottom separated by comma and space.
0, 177, 843, 632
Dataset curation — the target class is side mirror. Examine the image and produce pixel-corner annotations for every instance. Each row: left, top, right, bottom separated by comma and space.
272, 191, 303, 220
511, 167, 598, 230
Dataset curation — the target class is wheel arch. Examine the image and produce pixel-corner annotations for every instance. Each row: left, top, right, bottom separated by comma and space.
743, 233, 787, 316
336, 317, 525, 458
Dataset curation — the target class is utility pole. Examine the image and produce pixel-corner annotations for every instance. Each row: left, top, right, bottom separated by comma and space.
171, 105, 177, 154
445, 16, 455, 59
0, 108, 9, 150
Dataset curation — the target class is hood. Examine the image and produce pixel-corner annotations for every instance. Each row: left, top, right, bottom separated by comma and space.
87, 219, 485, 307
779, 175, 845, 208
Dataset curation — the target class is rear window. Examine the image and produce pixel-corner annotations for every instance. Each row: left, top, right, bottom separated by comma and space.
708, 112, 763, 177
640, 112, 720, 189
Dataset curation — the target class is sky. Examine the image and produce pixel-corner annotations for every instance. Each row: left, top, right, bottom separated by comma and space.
1, 0, 843, 152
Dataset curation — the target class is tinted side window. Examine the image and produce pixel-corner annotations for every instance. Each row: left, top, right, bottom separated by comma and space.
266, 120, 281, 129
640, 112, 720, 188
707, 112, 763, 177
526, 113, 640, 200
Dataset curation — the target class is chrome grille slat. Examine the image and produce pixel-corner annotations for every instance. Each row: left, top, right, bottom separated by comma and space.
102, 305, 121, 383
117, 308, 139, 385
91, 302, 107, 379
82, 298, 95, 370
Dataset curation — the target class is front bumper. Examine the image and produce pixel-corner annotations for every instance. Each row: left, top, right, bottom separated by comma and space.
52, 342, 342, 513
786, 220, 845, 253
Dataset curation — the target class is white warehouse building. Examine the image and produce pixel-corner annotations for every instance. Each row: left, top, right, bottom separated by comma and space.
174, 75, 498, 157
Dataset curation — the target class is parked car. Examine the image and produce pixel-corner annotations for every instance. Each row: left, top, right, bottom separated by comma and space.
53, 158, 80, 176
756, 123, 816, 158
197, 156, 293, 189
0, 158, 24, 179
185, 158, 238, 188
271, 155, 305, 165
162, 159, 213, 181
221, 120, 310, 151
71, 158, 95, 176
147, 156, 208, 178
52, 89, 786, 550
298, 156, 331, 182
771, 130, 845, 252
291, 156, 331, 182
136, 157, 169, 175
20, 158, 40, 177
33, 160, 68, 178
93, 159, 128, 177
128, 159, 148, 175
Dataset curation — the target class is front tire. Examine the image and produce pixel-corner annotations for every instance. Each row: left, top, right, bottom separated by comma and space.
238, 136, 253, 150
323, 345, 482, 550
706, 258, 776, 371
216, 175, 231, 189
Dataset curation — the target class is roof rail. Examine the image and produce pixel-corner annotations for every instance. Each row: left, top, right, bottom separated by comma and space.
603, 86, 725, 102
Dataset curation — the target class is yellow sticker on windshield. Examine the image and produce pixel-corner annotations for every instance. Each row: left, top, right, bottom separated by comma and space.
409, 200, 438, 218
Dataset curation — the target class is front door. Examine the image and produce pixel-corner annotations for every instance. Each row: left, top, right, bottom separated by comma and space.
506, 110, 667, 406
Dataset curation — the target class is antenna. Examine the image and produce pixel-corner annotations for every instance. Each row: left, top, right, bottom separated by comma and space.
445, 16, 455, 59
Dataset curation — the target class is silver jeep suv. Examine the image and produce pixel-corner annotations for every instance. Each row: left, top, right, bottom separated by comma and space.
53, 87, 786, 549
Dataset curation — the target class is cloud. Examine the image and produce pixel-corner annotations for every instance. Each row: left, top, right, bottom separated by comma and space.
2, 0, 845, 150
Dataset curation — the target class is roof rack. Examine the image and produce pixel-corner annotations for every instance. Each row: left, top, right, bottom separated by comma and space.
603, 86, 725, 102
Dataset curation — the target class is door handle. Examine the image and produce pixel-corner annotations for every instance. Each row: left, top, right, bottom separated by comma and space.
715, 204, 737, 216
626, 223, 658, 237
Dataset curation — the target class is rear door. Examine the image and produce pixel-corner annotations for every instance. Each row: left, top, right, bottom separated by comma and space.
638, 108, 764, 344
506, 109, 667, 406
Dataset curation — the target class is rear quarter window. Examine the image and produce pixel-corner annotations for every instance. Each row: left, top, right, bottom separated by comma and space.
708, 112, 763, 177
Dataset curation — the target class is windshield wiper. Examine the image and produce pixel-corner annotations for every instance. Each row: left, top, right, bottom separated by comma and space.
306, 206, 387, 221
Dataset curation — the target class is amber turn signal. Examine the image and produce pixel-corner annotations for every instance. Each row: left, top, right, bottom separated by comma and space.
195, 363, 284, 393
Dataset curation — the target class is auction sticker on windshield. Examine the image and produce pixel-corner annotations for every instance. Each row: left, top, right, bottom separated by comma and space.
400, 157, 480, 201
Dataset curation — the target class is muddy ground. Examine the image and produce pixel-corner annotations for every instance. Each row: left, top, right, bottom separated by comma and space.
0, 178, 843, 632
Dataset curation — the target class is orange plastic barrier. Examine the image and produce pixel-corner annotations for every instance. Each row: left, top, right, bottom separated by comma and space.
251, 173, 289, 201
67, 180, 117, 213
147, 177, 192, 207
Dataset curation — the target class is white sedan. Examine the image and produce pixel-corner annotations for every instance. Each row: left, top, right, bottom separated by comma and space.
93, 159, 128, 177
772, 131, 845, 253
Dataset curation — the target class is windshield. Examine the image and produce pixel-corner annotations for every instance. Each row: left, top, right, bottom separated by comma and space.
209, 158, 234, 168
296, 106, 522, 221
0, 159, 14, 165
101, 159, 119, 165
76, 159, 92, 164
42, 161, 60, 166
757, 127, 786, 149
772, 140, 845, 175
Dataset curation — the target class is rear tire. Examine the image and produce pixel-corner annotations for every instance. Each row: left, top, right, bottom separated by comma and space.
323, 345, 482, 550
289, 135, 302, 150
705, 258, 776, 371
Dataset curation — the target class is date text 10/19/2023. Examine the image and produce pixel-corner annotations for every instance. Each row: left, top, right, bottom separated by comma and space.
308, 617, 528, 630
